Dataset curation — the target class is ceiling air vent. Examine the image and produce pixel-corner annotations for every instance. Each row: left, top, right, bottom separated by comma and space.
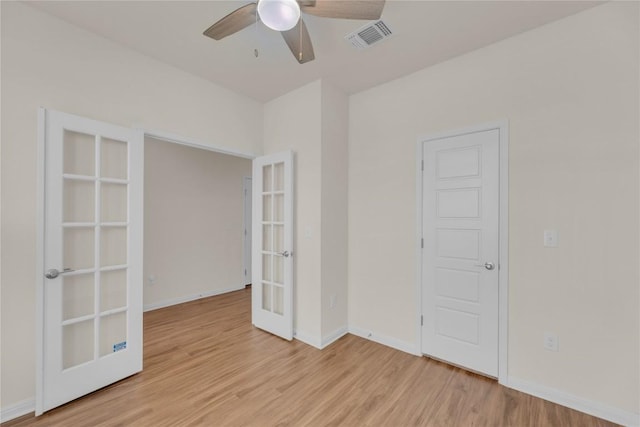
345, 20, 393, 50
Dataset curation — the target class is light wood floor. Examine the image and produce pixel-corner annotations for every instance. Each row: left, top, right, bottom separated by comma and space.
5, 288, 616, 427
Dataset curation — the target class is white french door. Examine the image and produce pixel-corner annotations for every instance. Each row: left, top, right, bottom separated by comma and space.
38, 109, 143, 414
252, 151, 294, 340
421, 128, 500, 377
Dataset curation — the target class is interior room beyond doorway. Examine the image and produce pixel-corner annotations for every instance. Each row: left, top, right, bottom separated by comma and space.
143, 136, 252, 311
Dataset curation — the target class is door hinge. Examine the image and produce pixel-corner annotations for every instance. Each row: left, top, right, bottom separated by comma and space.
244, 229, 247, 236
421, 160, 424, 171
421, 315, 423, 326
244, 269, 247, 276
421, 238, 424, 249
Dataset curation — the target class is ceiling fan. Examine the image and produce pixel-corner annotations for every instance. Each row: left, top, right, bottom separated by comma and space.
203, 0, 386, 64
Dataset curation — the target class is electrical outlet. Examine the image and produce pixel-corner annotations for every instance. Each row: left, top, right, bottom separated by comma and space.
544, 332, 559, 352
148, 275, 156, 286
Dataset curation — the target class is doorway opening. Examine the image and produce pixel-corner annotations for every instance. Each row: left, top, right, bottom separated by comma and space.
142, 133, 254, 312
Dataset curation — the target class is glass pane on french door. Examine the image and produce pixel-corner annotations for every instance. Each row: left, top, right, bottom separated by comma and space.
62, 129, 129, 369
261, 161, 285, 316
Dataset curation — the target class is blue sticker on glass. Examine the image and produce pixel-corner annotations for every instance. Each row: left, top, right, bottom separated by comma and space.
113, 341, 127, 352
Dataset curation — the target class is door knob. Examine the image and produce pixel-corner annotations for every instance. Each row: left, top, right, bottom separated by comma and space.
475, 262, 495, 271
45, 268, 74, 279
277, 251, 290, 258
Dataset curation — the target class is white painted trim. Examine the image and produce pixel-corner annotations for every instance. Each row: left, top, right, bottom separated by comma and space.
507, 377, 640, 427
321, 327, 349, 349
497, 120, 509, 384
242, 176, 252, 286
293, 329, 322, 349
414, 139, 424, 363
349, 325, 419, 356
296, 327, 415, 353
416, 119, 510, 384
1, 398, 35, 423
143, 286, 245, 312
35, 108, 46, 416
141, 128, 256, 160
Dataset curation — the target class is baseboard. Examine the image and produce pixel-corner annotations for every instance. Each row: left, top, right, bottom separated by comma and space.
143, 286, 245, 312
1, 398, 35, 423
507, 376, 639, 427
293, 329, 322, 349
294, 327, 349, 350
321, 327, 349, 349
348, 325, 420, 356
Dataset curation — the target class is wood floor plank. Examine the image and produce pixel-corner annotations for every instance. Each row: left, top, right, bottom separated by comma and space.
3, 288, 617, 427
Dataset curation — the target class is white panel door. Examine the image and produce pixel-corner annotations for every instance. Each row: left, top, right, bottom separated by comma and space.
421, 129, 499, 377
39, 110, 143, 413
252, 151, 294, 340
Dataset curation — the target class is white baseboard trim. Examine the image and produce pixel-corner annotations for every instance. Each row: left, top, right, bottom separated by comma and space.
143, 286, 245, 312
321, 327, 349, 349
293, 329, 322, 349
1, 398, 35, 423
294, 327, 349, 350
507, 376, 639, 427
348, 325, 420, 356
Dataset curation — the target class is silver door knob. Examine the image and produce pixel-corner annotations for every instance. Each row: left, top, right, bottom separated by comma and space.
476, 262, 495, 270
45, 268, 74, 279
277, 251, 290, 258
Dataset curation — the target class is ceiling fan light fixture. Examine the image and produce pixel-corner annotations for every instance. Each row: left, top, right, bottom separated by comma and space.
257, 0, 300, 32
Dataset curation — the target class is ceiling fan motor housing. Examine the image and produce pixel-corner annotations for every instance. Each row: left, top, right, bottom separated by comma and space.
257, 0, 301, 32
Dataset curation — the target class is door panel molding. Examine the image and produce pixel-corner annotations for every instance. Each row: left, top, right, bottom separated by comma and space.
416, 120, 509, 384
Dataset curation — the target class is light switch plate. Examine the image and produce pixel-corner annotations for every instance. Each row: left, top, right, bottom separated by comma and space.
544, 332, 559, 352
544, 230, 558, 247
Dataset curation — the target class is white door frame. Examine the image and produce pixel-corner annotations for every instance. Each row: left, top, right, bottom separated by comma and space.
142, 128, 255, 160
36, 109, 47, 414
416, 119, 509, 384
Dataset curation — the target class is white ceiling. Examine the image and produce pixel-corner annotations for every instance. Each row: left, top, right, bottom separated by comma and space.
28, 0, 600, 102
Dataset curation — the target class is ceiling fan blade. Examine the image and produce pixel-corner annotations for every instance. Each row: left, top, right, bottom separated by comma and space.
300, 0, 385, 20
203, 3, 257, 40
281, 18, 315, 64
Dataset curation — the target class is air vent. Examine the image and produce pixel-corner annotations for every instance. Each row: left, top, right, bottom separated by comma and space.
345, 20, 393, 50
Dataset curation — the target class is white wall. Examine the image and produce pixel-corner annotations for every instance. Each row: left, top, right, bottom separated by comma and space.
348, 1, 638, 417
0, 2, 262, 410
262, 80, 349, 346
263, 81, 323, 341
320, 83, 349, 342
144, 137, 252, 309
